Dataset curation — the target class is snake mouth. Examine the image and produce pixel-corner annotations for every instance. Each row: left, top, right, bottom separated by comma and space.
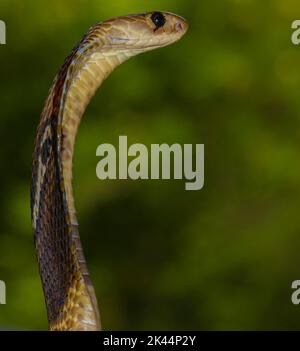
105, 35, 185, 51
104, 43, 173, 52
104, 40, 167, 51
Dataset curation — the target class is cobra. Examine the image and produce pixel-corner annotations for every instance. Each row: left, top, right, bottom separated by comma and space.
30, 11, 188, 331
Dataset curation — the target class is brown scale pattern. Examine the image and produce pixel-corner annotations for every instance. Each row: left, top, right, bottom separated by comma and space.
31, 37, 101, 330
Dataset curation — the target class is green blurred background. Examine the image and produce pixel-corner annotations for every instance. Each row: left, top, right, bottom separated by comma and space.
1, 0, 300, 330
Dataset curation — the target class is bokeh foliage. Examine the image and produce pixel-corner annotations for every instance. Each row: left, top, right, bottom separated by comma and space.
1, 0, 300, 330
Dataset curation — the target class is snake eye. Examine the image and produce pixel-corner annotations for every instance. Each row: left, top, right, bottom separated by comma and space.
151, 12, 166, 29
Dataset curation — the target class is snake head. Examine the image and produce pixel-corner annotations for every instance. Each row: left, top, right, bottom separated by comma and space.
103, 11, 188, 52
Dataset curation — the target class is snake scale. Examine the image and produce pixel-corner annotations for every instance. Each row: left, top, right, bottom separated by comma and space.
30, 11, 188, 331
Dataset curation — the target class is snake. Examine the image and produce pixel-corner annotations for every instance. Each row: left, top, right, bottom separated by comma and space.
30, 11, 188, 331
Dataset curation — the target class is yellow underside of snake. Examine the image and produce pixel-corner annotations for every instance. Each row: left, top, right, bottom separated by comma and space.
30, 11, 188, 331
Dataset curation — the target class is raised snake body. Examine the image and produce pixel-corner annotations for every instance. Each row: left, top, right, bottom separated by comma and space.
30, 11, 188, 331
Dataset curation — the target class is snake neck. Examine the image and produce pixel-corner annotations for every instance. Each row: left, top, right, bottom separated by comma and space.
57, 39, 130, 329
60, 46, 130, 226
31, 28, 131, 331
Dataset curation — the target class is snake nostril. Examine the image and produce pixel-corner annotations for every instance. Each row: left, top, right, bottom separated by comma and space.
175, 22, 183, 32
